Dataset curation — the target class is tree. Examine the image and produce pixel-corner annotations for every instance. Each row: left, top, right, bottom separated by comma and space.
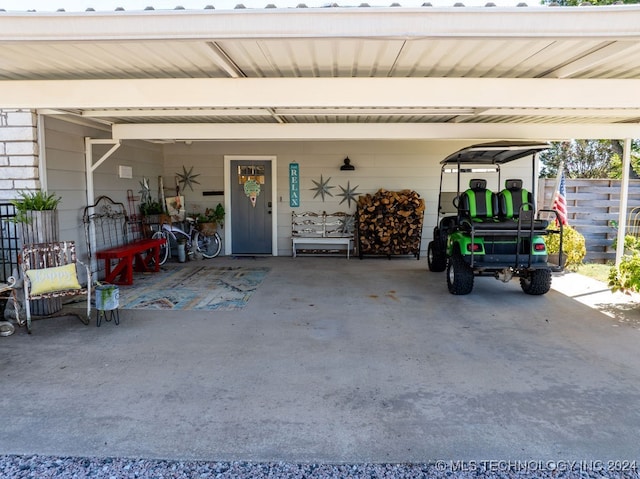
539, 140, 640, 179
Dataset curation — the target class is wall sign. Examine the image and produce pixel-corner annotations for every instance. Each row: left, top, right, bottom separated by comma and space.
289, 162, 300, 207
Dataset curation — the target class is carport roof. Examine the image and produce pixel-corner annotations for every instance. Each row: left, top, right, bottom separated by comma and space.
440, 141, 550, 165
2, 4, 640, 141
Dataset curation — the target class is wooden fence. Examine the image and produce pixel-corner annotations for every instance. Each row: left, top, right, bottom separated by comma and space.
537, 178, 640, 263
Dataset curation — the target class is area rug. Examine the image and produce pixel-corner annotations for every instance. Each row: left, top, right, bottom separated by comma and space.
119, 265, 270, 311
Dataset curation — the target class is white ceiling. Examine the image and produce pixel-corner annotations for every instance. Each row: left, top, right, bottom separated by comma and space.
2, 5, 640, 140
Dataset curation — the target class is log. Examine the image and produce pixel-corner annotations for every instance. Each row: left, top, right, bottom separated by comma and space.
357, 189, 425, 258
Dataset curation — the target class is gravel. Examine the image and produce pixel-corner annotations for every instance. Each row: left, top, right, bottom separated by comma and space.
1, 455, 639, 479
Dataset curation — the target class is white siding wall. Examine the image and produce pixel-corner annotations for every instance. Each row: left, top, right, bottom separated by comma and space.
43, 117, 164, 261
162, 140, 536, 256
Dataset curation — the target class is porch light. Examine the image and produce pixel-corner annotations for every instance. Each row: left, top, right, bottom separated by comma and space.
340, 157, 355, 171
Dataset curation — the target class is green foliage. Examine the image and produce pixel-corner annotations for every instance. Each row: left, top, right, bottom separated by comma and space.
195, 203, 225, 225
545, 224, 586, 271
609, 233, 640, 293
10, 190, 61, 223
540, 139, 640, 179
610, 234, 640, 254
140, 199, 164, 216
609, 254, 640, 294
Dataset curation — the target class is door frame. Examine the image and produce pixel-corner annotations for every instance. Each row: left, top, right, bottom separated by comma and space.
224, 155, 278, 256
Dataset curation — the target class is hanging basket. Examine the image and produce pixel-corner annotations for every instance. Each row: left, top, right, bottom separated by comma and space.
197, 222, 217, 236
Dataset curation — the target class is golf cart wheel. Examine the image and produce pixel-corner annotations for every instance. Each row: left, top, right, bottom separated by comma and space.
520, 268, 552, 295
446, 254, 474, 295
427, 241, 447, 272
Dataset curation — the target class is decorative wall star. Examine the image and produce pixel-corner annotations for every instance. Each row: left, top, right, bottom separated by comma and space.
337, 181, 361, 208
176, 166, 201, 191
138, 177, 150, 204
310, 175, 335, 202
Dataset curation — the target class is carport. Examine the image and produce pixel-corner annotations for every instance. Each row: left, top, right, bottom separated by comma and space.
3, 5, 640, 469
2, 4, 640, 260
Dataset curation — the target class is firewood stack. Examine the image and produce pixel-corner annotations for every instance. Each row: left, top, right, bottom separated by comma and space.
356, 189, 425, 259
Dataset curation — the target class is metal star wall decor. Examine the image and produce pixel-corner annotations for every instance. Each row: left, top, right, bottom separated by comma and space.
138, 177, 151, 204
176, 165, 201, 191
337, 181, 361, 208
310, 174, 335, 202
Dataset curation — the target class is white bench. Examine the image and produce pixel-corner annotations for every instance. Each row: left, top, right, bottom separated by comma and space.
292, 211, 354, 258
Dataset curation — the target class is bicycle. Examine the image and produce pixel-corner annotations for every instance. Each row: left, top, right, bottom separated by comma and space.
150, 217, 221, 265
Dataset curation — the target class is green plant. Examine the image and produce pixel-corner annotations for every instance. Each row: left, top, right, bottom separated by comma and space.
10, 190, 61, 223
140, 199, 164, 216
609, 233, 640, 294
609, 254, 640, 294
196, 203, 225, 226
545, 224, 586, 271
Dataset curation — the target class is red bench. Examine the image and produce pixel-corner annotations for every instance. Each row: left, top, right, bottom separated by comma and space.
96, 237, 166, 286
84, 195, 166, 286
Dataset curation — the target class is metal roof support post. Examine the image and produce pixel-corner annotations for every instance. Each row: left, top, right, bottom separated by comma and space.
85, 138, 121, 207
84, 137, 121, 272
616, 138, 632, 267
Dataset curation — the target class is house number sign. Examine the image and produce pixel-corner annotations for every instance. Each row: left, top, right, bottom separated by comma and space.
289, 162, 300, 207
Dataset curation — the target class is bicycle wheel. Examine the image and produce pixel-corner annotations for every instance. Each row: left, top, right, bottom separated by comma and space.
151, 231, 170, 266
197, 231, 222, 258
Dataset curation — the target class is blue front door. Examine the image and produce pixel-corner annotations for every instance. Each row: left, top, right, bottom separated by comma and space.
230, 160, 272, 254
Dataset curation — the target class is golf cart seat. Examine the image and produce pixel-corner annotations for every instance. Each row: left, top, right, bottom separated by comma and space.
460, 179, 499, 223
499, 179, 550, 230
499, 179, 534, 219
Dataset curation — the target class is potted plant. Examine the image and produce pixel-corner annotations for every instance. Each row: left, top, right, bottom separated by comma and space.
10, 190, 61, 244
10, 190, 63, 315
546, 224, 586, 272
196, 203, 225, 235
140, 198, 165, 224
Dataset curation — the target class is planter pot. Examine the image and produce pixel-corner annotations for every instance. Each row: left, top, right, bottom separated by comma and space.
96, 284, 119, 311
198, 222, 218, 236
20, 210, 59, 245
548, 253, 566, 269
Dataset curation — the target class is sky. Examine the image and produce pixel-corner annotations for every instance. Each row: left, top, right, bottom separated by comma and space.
0, 0, 534, 12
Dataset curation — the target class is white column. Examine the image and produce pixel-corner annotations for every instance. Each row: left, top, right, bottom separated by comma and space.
616, 138, 632, 267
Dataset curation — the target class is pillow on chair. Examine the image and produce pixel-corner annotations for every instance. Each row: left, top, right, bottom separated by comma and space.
26, 263, 81, 296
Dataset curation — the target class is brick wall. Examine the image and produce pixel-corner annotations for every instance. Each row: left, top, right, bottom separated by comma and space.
0, 109, 40, 201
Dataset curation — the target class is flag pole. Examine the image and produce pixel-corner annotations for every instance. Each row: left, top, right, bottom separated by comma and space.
546, 160, 565, 222
550, 160, 565, 210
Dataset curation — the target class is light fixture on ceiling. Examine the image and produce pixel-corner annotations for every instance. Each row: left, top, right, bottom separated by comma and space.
340, 157, 355, 171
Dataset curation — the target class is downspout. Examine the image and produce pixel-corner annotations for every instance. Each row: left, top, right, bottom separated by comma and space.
36, 112, 47, 192
615, 138, 632, 267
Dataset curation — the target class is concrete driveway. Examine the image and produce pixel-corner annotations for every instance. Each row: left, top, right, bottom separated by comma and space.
1, 257, 639, 463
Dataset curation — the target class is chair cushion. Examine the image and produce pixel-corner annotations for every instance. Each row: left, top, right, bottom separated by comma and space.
26, 263, 81, 296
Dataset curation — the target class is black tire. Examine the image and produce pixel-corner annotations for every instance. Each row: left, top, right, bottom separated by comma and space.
446, 254, 474, 295
427, 241, 447, 272
198, 232, 222, 258
520, 268, 552, 295
151, 231, 169, 266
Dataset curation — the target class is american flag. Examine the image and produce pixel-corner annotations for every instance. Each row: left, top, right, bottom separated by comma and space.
552, 170, 568, 225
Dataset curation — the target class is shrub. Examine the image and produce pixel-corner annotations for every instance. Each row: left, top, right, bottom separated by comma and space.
609, 254, 640, 294
545, 224, 586, 271
609, 234, 640, 294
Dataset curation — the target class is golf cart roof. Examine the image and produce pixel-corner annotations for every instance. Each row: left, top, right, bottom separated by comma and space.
441, 141, 549, 165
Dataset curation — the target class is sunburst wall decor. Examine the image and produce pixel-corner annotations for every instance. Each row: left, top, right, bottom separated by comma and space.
337, 181, 361, 208
310, 175, 335, 202
176, 166, 201, 191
